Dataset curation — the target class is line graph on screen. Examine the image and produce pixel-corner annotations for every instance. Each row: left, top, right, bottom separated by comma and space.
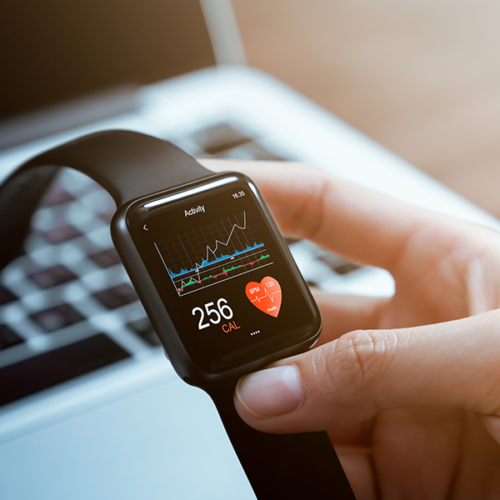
154, 212, 273, 296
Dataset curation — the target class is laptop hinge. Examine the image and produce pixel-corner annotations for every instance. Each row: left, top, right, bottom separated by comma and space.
0, 85, 140, 151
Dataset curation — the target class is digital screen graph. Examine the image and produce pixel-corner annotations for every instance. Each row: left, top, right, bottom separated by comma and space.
154, 212, 273, 296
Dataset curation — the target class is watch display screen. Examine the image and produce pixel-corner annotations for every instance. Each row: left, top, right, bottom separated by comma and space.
129, 174, 319, 372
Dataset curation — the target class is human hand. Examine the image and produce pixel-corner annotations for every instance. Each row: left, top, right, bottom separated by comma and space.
200, 159, 500, 499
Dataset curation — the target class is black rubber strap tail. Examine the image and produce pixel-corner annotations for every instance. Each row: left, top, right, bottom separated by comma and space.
207, 379, 356, 500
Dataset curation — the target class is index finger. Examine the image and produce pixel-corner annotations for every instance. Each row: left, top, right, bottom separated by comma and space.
198, 159, 450, 271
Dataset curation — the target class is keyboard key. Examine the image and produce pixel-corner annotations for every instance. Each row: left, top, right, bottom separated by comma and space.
0, 325, 24, 351
334, 263, 361, 276
0, 285, 17, 306
317, 254, 360, 275
127, 317, 160, 347
0, 334, 130, 407
99, 210, 115, 224
192, 123, 252, 155
29, 265, 77, 289
41, 184, 75, 207
89, 248, 122, 268
217, 142, 286, 161
93, 284, 138, 310
43, 225, 82, 244
30, 304, 85, 332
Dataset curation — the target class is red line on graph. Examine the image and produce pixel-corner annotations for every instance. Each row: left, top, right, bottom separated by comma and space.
176, 257, 267, 293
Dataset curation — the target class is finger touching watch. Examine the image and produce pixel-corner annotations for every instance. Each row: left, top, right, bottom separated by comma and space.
0, 130, 355, 499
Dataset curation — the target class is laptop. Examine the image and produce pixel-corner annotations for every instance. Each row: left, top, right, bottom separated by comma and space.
0, 1, 498, 499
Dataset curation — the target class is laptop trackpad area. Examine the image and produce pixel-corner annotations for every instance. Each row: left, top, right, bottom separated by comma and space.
0, 378, 256, 500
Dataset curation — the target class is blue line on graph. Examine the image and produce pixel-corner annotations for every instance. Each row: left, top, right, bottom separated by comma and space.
169, 242, 264, 278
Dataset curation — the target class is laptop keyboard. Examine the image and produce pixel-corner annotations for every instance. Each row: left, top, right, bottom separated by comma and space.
0, 123, 370, 408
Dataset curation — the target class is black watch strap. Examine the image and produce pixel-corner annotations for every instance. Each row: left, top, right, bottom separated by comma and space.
0, 129, 355, 498
208, 378, 355, 500
0, 130, 212, 269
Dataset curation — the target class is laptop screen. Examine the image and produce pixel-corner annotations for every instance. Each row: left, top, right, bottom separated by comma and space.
0, 0, 216, 122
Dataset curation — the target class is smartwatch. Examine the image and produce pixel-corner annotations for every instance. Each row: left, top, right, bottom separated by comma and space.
0, 130, 355, 499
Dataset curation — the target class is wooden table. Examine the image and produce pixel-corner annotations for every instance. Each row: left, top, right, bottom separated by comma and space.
233, 0, 500, 218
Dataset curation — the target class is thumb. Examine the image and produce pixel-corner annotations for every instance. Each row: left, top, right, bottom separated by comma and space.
234, 310, 500, 441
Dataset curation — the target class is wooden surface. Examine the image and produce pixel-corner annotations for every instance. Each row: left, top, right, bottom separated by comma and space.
233, 0, 500, 217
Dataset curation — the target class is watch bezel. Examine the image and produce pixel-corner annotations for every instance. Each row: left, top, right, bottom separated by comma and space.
111, 171, 321, 386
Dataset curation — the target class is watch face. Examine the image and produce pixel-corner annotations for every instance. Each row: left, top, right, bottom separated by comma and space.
128, 173, 320, 372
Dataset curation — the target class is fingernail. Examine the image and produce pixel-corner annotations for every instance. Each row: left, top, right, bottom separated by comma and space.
235, 365, 303, 417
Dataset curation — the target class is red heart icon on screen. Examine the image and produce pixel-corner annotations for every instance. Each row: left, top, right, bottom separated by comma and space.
245, 276, 282, 318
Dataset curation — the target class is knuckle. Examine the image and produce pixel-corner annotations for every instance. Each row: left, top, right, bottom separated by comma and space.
331, 330, 397, 388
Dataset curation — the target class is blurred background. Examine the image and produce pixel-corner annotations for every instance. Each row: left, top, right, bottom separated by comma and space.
2, 2, 500, 497
233, 0, 500, 217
